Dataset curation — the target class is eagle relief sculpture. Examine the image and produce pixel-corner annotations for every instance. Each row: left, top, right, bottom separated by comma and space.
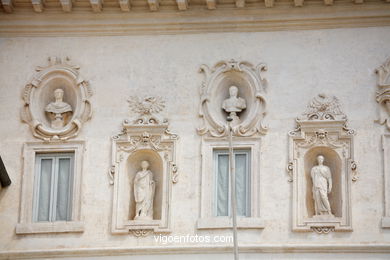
127, 96, 165, 125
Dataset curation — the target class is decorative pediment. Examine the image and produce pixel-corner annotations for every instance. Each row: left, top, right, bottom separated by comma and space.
109, 96, 178, 235
197, 59, 268, 138
297, 94, 346, 122
288, 94, 357, 233
375, 58, 390, 131
21, 57, 92, 141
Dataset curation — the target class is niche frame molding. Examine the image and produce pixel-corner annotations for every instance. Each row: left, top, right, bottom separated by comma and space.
197, 59, 268, 138
287, 94, 358, 233
109, 96, 179, 236
21, 57, 92, 141
375, 58, 390, 228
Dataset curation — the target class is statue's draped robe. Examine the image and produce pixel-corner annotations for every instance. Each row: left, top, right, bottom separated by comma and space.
134, 170, 155, 220
311, 165, 332, 215
45, 101, 73, 114
222, 97, 246, 113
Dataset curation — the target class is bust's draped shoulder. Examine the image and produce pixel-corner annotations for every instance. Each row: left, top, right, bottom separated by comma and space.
45, 102, 73, 114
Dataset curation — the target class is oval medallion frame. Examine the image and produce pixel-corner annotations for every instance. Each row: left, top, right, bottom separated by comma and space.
197, 59, 268, 137
21, 57, 92, 141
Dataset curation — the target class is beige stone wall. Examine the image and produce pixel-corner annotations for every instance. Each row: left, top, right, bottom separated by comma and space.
1, 26, 390, 258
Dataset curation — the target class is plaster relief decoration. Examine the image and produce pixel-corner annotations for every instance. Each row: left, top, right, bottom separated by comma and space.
196, 59, 268, 230
376, 57, 390, 131
375, 57, 390, 228
197, 59, 268, 137
109, 96, 178, 235
21, 57, 92, 141
288, 94, 357, 233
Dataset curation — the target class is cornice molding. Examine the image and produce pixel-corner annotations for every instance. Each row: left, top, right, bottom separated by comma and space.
1, 244, 390, 258
0, 3, 390, 36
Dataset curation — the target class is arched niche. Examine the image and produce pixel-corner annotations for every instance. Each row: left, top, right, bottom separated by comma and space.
126, 149, 163, 221
109, 107, 178, 235
304, 147, 342, 218
33, 75, 78, 128
21, 57, 92, 141
210, 71, 255, 126
288, 94, 357, 233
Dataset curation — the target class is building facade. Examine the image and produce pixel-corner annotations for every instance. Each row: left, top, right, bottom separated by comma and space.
1, 1, 390, 259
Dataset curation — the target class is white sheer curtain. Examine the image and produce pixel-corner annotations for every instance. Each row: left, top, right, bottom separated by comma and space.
216, 151, 249, 217
36, 154, 73, 222
37, 158, 52, 221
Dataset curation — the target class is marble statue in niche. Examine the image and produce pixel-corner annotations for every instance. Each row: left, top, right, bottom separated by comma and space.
134, 160, 155, 220
311, 155, 333, 216
45, 88, 73, 129
222, 86, 247, 126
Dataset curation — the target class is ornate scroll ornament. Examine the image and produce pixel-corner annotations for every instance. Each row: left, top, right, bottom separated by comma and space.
375, 58, 390, 130
311, 226, 335, 234
130, 229, 152, 237
128, 96, 166, 125
21, 57, 92, 141
288, 94, 357, 233
298, 94, 346, 121
197, 59, 268, 138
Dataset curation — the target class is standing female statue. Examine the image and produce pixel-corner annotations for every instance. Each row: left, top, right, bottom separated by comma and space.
311, 155, 333, 216
134, 160, 155, 220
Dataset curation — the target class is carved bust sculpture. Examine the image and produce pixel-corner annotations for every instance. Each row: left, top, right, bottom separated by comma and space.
134, 160, 155, 220
45, 88, 73, 129
222, 86, 246, 126
311, 155, 333, 216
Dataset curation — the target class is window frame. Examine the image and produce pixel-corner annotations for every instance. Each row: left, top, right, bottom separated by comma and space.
16, 141, 84, 234
197, 138, 265, 230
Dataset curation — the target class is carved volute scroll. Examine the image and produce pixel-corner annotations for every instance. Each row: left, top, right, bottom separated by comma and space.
288, 94, 357, 233
197, 59, 268, 138
376, 57, 390, 131
21, 57, 92, 141
109, 96, 178, 235
375, 58, 390, 228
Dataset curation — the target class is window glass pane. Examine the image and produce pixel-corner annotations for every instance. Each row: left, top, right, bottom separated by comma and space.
37, 159, 52, 222
235, 154, 247, 216
216, 154, 229, 216
56, 158, 72, 221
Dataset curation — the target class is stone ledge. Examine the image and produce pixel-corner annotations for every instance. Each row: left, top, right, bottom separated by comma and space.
15, 221, 85, 234
197, 217, 265, 229
2, 244, 390, 259
0, 6, 390, 36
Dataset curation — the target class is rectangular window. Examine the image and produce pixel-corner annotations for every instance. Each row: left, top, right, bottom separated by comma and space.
33, 153, 74, 222
214, 149, 251, 217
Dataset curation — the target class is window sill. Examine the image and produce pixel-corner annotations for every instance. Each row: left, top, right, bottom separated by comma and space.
382, 217, 390, 228
16, 221, 84, 234
197, 217, 265, 230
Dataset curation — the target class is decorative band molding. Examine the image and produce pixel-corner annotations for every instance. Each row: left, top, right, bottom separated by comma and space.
0, 6, 390, 36
1, 244, 390, 259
